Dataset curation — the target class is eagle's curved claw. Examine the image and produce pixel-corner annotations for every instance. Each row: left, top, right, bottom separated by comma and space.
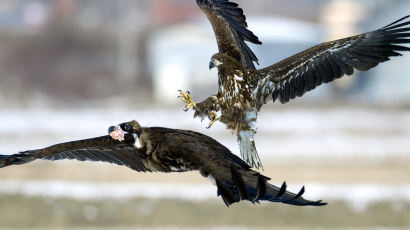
206, 110, 220, 129
178, 90, 197, 111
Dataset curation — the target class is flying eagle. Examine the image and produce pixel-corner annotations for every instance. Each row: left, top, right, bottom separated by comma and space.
179, 0, 410, 169
0, 120, 325, 207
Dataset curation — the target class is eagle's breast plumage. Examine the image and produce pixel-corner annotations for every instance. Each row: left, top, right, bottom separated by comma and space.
217, 68, 257, 132
219, 70, 254, 105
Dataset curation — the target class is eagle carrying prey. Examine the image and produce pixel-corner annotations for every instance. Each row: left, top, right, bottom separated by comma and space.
179, 0, 410, 169
0, 120, 325, 207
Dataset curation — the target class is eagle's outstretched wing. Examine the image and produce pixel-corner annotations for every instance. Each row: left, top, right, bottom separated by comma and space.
197, 0, 261, 69
0, 135, 151, 172
253, 15, 410, 108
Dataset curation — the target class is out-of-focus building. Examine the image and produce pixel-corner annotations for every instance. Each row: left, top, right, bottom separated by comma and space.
149, 17, 325, 104
0, 0, 409, 107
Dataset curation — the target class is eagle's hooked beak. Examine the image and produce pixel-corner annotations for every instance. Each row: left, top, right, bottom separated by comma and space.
209, 58, 222, 70
209, 60, 215, 70
108, 125, 127, 141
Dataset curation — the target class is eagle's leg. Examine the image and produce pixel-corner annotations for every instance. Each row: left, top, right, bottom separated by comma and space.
194, 94, 221, 120
206, 110, 220, 129
178, 90, 198, 111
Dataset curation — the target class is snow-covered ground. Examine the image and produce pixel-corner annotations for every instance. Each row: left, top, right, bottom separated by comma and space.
1, 107, 409, 160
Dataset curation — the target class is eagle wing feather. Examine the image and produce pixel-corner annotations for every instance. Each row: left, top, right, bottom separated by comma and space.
253, 15, 410, 109
203, 160, 325, 206
197, 0, 261, 69
173, 130, 324, 206
0, 135, 151, 172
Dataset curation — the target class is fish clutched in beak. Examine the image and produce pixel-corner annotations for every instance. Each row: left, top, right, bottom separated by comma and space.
108, 125, 126, 141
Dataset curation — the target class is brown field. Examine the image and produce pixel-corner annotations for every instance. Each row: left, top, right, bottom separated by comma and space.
0, 158, 409, 184
0, 195, 409, 229
1, 158, 409, 229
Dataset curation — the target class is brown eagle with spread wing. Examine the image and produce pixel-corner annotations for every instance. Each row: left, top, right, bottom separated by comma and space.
0, 120, 325, 207
179, 0, 410, 169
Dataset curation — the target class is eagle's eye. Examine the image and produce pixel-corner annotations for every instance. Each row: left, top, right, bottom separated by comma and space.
123, 124, 131, 131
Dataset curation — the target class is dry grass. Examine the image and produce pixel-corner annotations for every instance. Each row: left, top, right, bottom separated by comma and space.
1, 151, 408, 229
0, 195, 409, 229
0, 159, 409, 184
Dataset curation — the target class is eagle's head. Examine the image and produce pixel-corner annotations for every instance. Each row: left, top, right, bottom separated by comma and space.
209, 53, 242, 70
108, 120, 142, 142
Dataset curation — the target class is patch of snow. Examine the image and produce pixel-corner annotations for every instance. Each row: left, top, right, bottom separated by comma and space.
0, 107, 409, 161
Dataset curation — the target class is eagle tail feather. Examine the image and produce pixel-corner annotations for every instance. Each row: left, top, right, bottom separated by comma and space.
246, 176, 325, 206
0, 151, 37, 168
238, 130, 262, 169
216, 166, 326, 206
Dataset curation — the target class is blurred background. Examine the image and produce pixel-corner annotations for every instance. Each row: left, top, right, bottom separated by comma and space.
0, 0, 409, 229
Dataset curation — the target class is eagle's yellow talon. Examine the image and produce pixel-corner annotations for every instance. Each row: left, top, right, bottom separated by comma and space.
206, 110, 220, 128
178, 90, 197, 111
